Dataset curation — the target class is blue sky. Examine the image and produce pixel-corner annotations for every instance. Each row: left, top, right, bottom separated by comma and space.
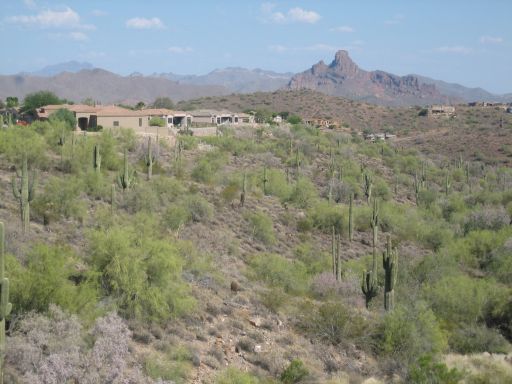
2, 0, 511, 93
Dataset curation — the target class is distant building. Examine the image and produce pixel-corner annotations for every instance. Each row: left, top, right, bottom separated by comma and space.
189, 109, 253, 126
273, 115, 283, 124
36, 104, 191, 132
428, 105, 455, 117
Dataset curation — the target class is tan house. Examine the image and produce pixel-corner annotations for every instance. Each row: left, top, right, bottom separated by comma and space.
189, 109, 253, 126
36, 104, 190, 133
428, 105, 456, 117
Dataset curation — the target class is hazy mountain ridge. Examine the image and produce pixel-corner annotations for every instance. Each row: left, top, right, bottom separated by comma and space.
157, 67, 294, 93
0, 68, 230, 104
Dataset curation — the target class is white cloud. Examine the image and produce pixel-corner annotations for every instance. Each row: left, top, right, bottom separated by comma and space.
304, 43, 337, 51
261, 3, 320, 24
47, 31, 89, 42
168, 46, 193, 53
288, 8, 320, 23
8, 7, 95, 30
331, 25, 354, 33
436, 45, 473, 54
479, 35, 503, 44
268, 44, 288, 52
126, 17, 165, 29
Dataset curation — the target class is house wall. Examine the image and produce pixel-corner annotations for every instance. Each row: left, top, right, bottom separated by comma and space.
97, 115, 149, 132
192, 115, 214, 124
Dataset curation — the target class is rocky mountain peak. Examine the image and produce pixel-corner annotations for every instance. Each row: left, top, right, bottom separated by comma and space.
330, 50, 359, 76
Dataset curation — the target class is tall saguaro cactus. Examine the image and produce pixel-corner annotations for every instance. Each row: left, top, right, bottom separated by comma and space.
93, 144, 101, 174
144, 137, 156, 180
331, 225, 342, 281
0, 222, 12, 384
117, 149, 135, 191
445, 171, 451, 196
383, 234, 398, 311
348, 193, 354, 242
262, 166, 269, 195
362, 198, 380, 309
363, 173, 372, 204
240, 172, 247, 207
12, 154, 36, 233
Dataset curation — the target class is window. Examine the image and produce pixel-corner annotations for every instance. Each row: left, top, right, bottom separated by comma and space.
139, 118, 142, 127
168, 117, 173, 124
113, 121, 119, 127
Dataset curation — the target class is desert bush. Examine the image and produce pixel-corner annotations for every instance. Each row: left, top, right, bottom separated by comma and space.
448, 324, 510, 353
423, 274, 495, 326
184, 194, 213, 222
7, 307, 162, 383
407, 355, 463, 384
248, 253, 309, 295
463, 205, 510, 234
300, 301, 369, 346
280, 359, 309, 384
149, 116, 165, 127
215, 368, 261, 384
144, 345, 193, 383
191, 150, 227, 184
6, 244, 98, 316
245, 210, 276, 245
32, 175, 87, 224
88, 222, 195, 322
0, 124, 48, 167
308, 201, 344, 233
287, 178, 318, 209
377, 303, 447, 365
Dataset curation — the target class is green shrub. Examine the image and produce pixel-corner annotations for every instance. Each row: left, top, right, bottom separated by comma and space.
408, 355, 463, 384
280, 359, 308, 384
424, 274, 494, 326
32, 176, 87, 224
287, 178, 318, 209
191, 150, 227, 184
216, 367, 261, 384
308, 201, 343, 233
245, 211, 276, 245
248, 253, 309, 295
377, 303, 447, 364
184, 194, 213, 222
448, 324, 510, 354
300, 301, 368, 345
88, 221, 195, 322
6, 244, 98, 316
0, 125, 48, 167
144, 346, 193, 383
164, 204, 190, 230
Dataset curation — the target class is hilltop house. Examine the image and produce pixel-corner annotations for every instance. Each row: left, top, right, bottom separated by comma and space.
36, 104, 191, 132
428, 105, 456, 117
189, 109, 254, 126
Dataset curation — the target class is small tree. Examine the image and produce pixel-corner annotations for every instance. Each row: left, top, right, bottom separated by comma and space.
149, 117, 165, 127
21, 91, 62, 114
151, 97, 174, 110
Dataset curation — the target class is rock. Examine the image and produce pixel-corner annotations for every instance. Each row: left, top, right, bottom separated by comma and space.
253, 345, 262, 353
192, 353, 201, 367
249, 317, 262, 327
230, 280, 241, 292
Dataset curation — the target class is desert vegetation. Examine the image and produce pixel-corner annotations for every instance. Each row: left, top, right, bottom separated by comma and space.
0, 106, 511, 383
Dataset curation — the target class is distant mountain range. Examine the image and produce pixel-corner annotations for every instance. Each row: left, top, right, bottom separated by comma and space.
2, 55, 510, 105
0, 69, 229, 104
156, 67, 294, 93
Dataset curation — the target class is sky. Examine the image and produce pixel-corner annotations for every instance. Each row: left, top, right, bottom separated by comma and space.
1, 0, 511, 93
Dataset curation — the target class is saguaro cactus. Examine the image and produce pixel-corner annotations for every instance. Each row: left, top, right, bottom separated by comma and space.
110, 184, 116, 214
12, 154, 36, 233
383, 234, 398, 311
348, 193, 354, 242
445, 171, 451, 196
413, 172, 421, 205
363, 173, 372, 204
240, 172, 247, 207
331, 225, 342, 281
262, 166, 269, 195
117, 149, 135, 191
361, 269, 378, 309
0, 222, 12, 384
362, 198, 380, 309
144, 136, 156, 180
93, 144, 101, 174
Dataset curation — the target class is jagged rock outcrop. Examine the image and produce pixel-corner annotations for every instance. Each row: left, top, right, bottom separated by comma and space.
287, 50, 455, 106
